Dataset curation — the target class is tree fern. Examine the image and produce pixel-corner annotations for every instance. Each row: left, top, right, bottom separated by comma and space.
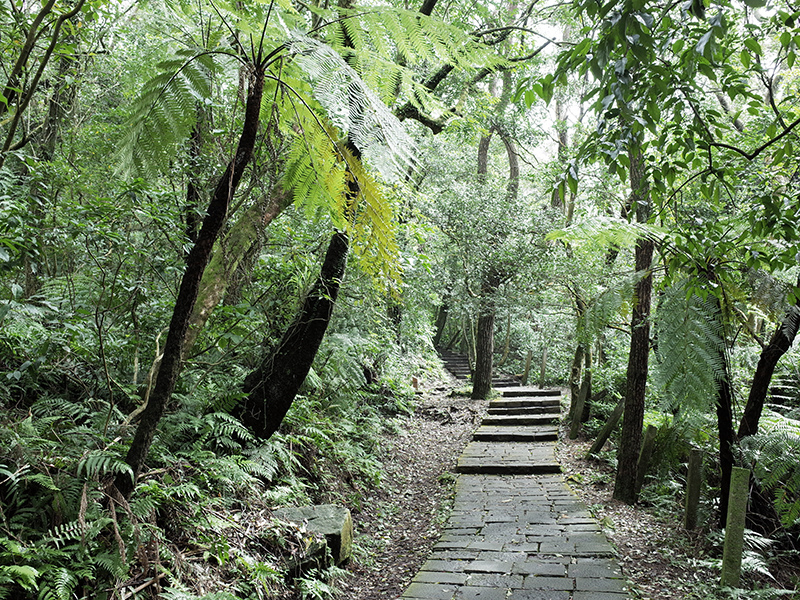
739, 412, 800, 528
653, 280, 727, 419
116, 48, 222, 179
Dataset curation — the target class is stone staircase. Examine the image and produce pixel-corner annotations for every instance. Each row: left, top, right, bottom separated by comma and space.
438, 349, 522, 388
455, 387, 562, 475
400, 384, 632, 599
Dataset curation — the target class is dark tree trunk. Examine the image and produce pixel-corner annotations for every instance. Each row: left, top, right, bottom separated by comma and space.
432, 302, 449, 348
185, 116, 204, 246
471, 289, 496, 400
115, 68, 265, 499
613, 145, 653, 505
738, 283, 800, 438
569, 344, 583, 410
237, 231, 349, 439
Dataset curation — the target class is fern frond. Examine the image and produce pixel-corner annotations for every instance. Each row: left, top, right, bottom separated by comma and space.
653, 281, 726, 417
116, 49, 227, 179
740, 413, 800, 528
546, 215, 665, 249
287, 33, 415, 178
76, 450, 134, 483
328, 8, 504, 74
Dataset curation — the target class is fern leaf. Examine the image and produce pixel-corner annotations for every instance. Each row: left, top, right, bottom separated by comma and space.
653, 280, 726, 417
116, 48, 225, 179
287, 33, 415, 178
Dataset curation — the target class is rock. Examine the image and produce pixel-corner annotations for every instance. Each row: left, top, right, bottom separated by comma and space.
275, 504, 353, 566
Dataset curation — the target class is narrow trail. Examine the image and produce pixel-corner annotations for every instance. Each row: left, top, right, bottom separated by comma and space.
398, 359, 632, 600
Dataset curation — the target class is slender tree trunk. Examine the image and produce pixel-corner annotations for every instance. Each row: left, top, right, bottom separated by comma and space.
716, 347, 736, 527
236, 231, 349, 439
738, 279, 800, 438
472, 284, 496, 400
432, 302, 449, 348
115, 68, 265, 498
182, 190, 291, 359
613, 144, 653, 504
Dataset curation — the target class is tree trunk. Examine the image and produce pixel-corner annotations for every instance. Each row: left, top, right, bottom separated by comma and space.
472, 270, 500, 400
432, 302, 449, 348
569, 344, 583, 409
182, 190, 291, 359
236, 231, 349, 439
613, 144, 653, 505
115, 68, 265, 499
738, 281, 800, 438
716, 351, 736, 527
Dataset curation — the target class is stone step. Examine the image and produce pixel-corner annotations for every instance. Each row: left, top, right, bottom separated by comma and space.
473, 425, 558, 442
501, 387, 562, 398
490, 397, 561, 409
488, 406, 560, 416
455, 441, 561, 475
483, 413, 559, 426
492, 379, 521, 387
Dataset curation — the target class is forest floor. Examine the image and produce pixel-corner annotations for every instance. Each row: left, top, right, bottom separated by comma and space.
338, 375, 753, 600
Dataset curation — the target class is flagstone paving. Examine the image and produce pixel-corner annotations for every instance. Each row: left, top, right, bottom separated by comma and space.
399, 388, 632, 600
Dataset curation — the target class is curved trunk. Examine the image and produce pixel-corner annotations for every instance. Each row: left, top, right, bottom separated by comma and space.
738, 283, 800, 438
237, 231, 349, 439
116, 68, 265, 498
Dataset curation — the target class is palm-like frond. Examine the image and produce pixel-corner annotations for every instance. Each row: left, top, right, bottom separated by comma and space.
116, 49, 223, 179
287, 33, 415, 177
740, 412, 800, 528
653, 281, 726, 416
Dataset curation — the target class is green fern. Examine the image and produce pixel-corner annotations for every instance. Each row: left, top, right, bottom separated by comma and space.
76, 449, 134, 483
740, 412, 800, 528
576, 272, 641, 344
116, 48, 222, 179
653, 280, 727, 418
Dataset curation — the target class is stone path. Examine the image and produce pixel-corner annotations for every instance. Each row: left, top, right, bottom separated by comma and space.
399, 387, 631, 600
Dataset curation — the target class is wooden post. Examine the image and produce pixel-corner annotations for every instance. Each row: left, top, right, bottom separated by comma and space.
634, 424, 658, 498
586, 398, 624, 458
684, 448, 702, 530
721, 467, 750, 588
521, 349, 533, 385
539, 346, 547, 389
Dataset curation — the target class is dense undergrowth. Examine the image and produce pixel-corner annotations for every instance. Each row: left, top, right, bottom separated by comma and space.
576, 348, 800, 600
0, 290, 432, 599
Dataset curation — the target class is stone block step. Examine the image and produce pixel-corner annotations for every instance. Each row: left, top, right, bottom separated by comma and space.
483, 413, 559, 426
501, 387, 562, 398
490, 397, 561, 409
488, 406, 559, 416
472, 425, 558, 442
455, 441, 561, 474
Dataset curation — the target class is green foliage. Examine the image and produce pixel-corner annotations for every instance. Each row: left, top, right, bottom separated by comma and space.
653, 281, 727, 420
739, 413, 800, 529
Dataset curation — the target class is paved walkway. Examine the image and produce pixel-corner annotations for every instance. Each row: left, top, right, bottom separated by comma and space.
399, 388, 631, 600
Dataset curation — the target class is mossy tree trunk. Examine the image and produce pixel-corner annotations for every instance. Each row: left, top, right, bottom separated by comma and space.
236, 231, 349, 440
